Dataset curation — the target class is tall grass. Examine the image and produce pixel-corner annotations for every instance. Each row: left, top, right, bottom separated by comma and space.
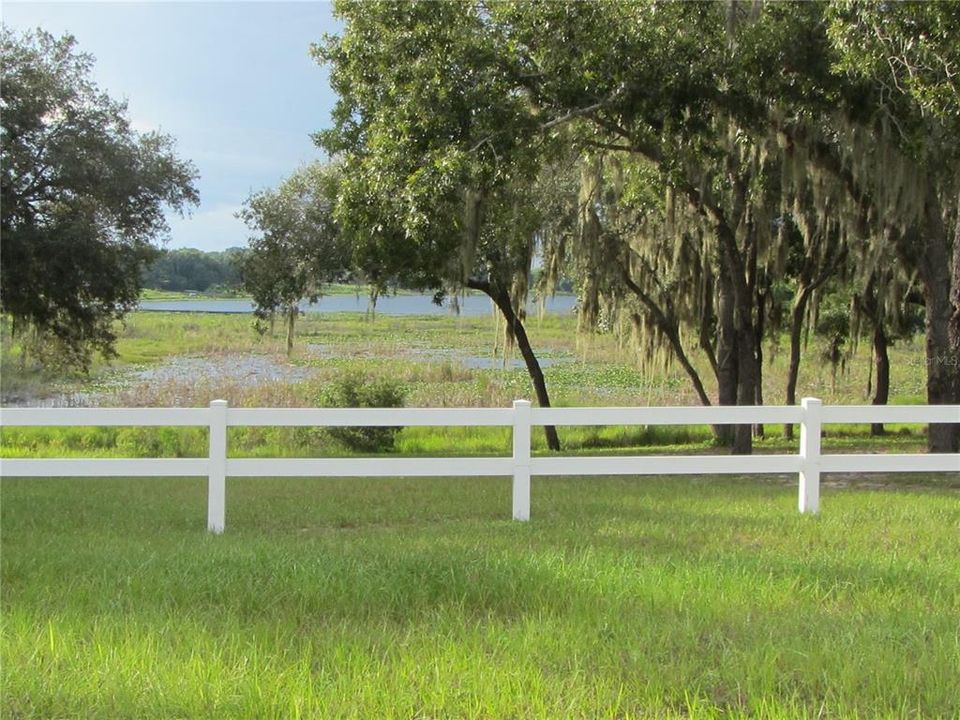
2, 310, 934, 409
0, 310, 939, 461
0, 421, 932, 461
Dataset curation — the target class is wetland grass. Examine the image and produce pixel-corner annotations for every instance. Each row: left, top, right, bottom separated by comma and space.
0, 310, 936, 459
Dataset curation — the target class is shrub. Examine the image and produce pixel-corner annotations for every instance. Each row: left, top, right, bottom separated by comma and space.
117, 427, 160, 457
115, 426, 203, 457
317, 372, 407, 453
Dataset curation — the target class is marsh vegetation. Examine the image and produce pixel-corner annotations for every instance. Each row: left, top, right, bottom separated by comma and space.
0, 309, 936, 461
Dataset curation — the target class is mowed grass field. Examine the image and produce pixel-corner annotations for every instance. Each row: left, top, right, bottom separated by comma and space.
3, 473, 959, 718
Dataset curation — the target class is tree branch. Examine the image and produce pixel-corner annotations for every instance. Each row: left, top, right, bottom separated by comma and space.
540, 83, 626, 130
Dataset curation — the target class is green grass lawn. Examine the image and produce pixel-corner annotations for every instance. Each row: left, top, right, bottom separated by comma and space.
3, 474, 958, 718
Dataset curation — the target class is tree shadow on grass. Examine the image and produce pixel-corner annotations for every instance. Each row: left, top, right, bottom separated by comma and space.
4, 474, 956, 623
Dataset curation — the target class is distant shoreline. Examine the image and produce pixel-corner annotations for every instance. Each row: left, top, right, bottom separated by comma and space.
140, 287, 577, 303
136, 292, 579, 317
140, 284, 405, 301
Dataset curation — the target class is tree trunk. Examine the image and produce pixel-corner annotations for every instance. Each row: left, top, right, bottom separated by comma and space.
753, 288, 765, 439
733, 322, 757, 455
753, 345, 764, 438
949, 189, 960, 443
285, 305, 296, 357
870, 323, 890, 436
784, 286, 812, 440
718, 233, 755, 455
716, 260, 738, 448
469, 279, 561, 451
909, 189, 959, 452
620, 270, 721, 437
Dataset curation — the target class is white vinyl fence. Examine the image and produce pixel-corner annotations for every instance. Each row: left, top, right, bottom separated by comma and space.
1, 399, 957, 533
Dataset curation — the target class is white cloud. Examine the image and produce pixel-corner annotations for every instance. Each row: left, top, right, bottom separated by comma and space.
129, 115, 160, 134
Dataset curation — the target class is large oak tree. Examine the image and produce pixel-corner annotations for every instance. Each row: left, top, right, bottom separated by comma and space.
1, 28, 198, 368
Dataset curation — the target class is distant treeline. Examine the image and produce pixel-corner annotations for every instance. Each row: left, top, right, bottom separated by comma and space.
142, 248, 245, 293
143, 247, 577, 296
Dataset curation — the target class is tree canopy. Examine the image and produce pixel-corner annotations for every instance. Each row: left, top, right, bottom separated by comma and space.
316, 0, 959, 452
315, 1, 569, 448
142, 248, 244, 293
238, 162, 349, 355
0, 28, 198, 368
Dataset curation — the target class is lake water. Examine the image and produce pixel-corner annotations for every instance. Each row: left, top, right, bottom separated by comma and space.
138, 293, 577, 316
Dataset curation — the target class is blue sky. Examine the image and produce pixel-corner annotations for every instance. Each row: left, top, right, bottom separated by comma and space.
3, 1, 341, 251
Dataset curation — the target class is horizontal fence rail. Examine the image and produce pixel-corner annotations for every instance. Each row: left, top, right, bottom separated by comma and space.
227, 407, 515, 427
1, 407, 211, 426
529, 455, 803, 476
0, 458, 209, 477
820, 405, 960, 424
531, 405, 805, 426
224, 458, 515, 478
1, 399, 957, 533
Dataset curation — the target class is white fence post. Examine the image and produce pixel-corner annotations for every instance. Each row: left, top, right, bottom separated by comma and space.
208, 400, 228, 533
512, 400, 531, 521
799, 397, 822, 514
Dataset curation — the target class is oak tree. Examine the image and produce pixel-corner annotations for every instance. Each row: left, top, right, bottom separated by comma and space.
0, 28, 198, 368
